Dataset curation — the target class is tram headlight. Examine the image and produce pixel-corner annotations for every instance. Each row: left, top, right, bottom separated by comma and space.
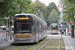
30, 34, 32, 37
14, 35, 16, 38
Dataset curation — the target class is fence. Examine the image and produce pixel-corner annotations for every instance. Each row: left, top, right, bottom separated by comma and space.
0, 31, 6, 41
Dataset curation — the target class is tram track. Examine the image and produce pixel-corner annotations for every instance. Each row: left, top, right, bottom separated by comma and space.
1, 38, 64, 50
39, 39, 51, 50
58, 39, 60, 50
5, 46, 16, 50
39, 38, 61, 50
22, 45, 32, 50
4, 45, 32, 50
3, 43, 34, 50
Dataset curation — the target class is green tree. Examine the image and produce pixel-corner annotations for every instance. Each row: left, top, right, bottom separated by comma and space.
35, 11, 38, 16
0, 0, 36, 26
62, 0, 75, 21
35, 9, 44, 20
48, 9, 59, 24
46, 2, 60, 19
34, 0, 47, 12
37, 9, 41, 17
62, 0, 75, 29
0, 0, 36, 18
17, 0, 36, 13
40, 12, 44, 20
34, 0, 47, 20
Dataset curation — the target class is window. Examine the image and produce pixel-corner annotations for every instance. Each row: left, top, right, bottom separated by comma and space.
15, 23, 31, 33
51, 25, 58, 30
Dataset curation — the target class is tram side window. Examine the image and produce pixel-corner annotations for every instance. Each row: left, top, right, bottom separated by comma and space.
39, 23, 41, 33
33, 21, 36, 33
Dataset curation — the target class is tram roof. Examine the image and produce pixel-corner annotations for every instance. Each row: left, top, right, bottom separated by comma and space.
30, 14, 47, 25
15, 13, 30, 16
50, 23, 58, 25
15, 13, 47, 25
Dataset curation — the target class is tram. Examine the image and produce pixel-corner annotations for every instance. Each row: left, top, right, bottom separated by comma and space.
14, 13, 47, 43
50, 23, 59, 34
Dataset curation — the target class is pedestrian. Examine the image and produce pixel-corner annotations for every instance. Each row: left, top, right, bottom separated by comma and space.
68, 29, 70, 35
65, 28, 67, 36
60, 28, 64, 35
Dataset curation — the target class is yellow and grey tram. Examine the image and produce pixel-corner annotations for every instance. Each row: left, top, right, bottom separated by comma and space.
50, 23, 59, 34
14, 13, 47, 43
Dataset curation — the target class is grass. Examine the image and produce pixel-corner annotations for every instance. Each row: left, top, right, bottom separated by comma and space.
41, 38, 65, 50
60, 38, 65, 50
3, 46, 26, 50
26, 39, 49, 50
41, 39, 59, 50
11, 46, 25, 50
46, 39, 59, 48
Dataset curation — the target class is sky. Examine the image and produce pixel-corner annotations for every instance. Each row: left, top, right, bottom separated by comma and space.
32, 0, 59, 6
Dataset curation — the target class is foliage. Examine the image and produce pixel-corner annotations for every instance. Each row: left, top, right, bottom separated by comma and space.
62, 0, 75, 21
36, 9, 41, 17
35, 9, 44, 20
0, 0, 36, 26
46, 2, 60, 19
34, 0, 47, 20
34, 1, 60, 24
34, 0, 47, 13
48, 9, 59, 24
0, 0, 36, 18
40, 12, 45, 20
0, 19, 6, 26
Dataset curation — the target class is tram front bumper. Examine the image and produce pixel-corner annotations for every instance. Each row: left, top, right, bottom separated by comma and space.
51, 32, 58, 34
14, 37, 35, 43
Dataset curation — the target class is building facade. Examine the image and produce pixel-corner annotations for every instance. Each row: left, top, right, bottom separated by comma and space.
58, 0, 63, 24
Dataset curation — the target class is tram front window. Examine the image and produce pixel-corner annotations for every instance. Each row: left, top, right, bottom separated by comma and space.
16, 23, 31, 33
51, 26, 58, 30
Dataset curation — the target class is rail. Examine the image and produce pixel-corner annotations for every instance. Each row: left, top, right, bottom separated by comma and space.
58, 39, 60, 50
39, 39, 51, 50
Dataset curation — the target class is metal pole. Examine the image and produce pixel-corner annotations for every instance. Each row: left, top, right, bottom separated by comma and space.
9, 17, 12, 40
71, 22, 74, 37
6, 19, 8, 41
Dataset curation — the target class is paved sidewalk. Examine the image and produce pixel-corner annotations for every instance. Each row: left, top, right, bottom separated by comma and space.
63, 35, 75, 50
0, 40, 14, 49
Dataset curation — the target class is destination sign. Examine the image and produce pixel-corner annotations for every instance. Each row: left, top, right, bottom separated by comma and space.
17, 17, 29, 20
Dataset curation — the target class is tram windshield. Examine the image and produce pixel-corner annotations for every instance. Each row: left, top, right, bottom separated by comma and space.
51, 25, 58, 30
14, 15, 32, 33
15, 23, 31, 33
